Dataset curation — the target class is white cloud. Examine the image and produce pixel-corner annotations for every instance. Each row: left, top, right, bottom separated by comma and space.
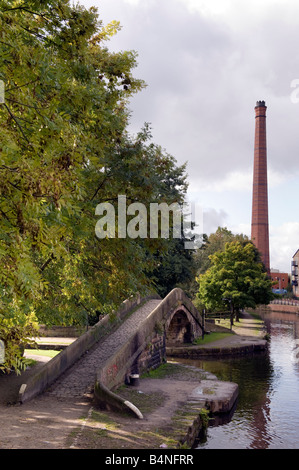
188, 166, 288, 195
99, 0, 299, 188
270, 222, 299, 273
230, 222, 251, 237
202, 207, 228, 234
80, 0, 299, 273
123, 0, 140, 5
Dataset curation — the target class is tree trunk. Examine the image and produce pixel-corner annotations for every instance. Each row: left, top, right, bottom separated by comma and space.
230, 305, 234, 329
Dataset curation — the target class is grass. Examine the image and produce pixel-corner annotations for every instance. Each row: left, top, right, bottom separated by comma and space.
68, 362, 212, 449
90, 410, 120, 431
215, 315, 264, 337
141, 362, 185, 379
193, 331, 234, 345
24, 349, 61, 358
140, 362, 206, 381
117, 386, 166, 414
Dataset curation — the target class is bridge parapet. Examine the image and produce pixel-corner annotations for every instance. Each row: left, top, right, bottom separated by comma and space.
19, 292, 159, 404
94, 288, 203, 418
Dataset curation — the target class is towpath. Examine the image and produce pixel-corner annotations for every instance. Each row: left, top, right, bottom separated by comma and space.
0, 299, 161, 449
0, 308, 264, 449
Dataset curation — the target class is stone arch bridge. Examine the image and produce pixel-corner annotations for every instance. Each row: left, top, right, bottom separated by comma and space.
19, 288, 204, 418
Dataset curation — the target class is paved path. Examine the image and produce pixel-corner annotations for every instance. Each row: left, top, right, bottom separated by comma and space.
0, 306, 265, 449
0, 299, 162, 449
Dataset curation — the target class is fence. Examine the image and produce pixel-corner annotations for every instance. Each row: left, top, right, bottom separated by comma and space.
270, 299, 299, 307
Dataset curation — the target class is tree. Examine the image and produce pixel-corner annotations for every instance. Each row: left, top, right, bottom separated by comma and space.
196, 241, 274, 325
35, 125, 189, 326
194, 227, 251, 275
0, 0, 188, 372
148, 236, 197, 298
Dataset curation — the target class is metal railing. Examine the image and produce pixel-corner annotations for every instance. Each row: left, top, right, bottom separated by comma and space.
270, 299, 299, 306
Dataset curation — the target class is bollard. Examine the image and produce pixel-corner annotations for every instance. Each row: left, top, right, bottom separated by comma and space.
129, 374, 140, 386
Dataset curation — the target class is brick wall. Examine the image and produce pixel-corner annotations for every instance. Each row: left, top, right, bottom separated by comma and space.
270, 272, 289, 289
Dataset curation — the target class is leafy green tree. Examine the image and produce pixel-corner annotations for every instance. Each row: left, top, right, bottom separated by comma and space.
0, 0, 188, 372
148, 236, 197, 298
197, 241, 274, 325
36, 125, 189, 326
194, 227, 251, 275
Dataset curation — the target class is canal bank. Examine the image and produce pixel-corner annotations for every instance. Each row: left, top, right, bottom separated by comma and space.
0, 311, 264, 449
66, 311, 266, 449
167, 310, 267, 358
182, 308, 299, 449
167, 333, 267, 358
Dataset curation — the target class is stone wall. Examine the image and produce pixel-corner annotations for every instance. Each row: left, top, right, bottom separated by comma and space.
19, 293, 159, 404
94, 288, 203, 418
134, 333, 166, 375
253, 304, 299, 315
268, 303, 299, 314
38, 325, 86, 337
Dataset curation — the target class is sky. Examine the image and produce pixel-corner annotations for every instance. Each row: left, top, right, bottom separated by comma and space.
81, 0, 299, 273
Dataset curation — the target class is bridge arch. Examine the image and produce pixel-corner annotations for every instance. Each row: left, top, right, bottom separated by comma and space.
94, 288, 204, 418
18, 287, 204, 418
166, 305, 199, 345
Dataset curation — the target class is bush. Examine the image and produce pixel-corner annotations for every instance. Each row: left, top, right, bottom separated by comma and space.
0, 311, 39, 375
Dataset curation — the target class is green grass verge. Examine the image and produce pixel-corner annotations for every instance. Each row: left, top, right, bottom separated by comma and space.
216, 316, 264, 336
24, 349, 61, 358
193, 331, 234, 345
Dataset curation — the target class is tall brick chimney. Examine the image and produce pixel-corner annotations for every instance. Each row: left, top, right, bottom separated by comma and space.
251, 100, 270, 274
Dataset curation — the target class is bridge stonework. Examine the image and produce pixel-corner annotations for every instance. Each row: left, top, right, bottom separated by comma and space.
94, 288, 204, 418
18, 288, 203, 418
166, 305, 202, 345
134, 304, 202, 376
133, 333, 165, 376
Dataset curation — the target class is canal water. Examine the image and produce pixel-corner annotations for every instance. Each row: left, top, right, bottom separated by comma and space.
176, 311, 299, 449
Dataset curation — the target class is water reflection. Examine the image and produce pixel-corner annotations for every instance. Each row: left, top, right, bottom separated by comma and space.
172, 312, 299, 449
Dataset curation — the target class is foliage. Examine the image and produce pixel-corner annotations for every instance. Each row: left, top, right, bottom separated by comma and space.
199, 407, 210, 429
0, 308, 38, 374
0, 0, 188, 372
194, 227, 257, 275
192, 227, 266, 309
148, 236, 197, 298
196, 241, 274, 322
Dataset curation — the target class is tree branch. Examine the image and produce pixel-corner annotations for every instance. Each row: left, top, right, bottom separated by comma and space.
5, 78, 39, 93
40, 253, 55, 272
3, 103, 30, 143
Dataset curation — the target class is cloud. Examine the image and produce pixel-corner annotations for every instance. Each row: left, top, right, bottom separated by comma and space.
270, 222, 299, 273
190, 167, 289, 193
81, 0, 299, 272
202, 207, 228, 234
87, 0, 299, 188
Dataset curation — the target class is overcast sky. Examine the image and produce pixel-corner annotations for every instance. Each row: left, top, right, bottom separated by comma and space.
82, 0, 299, 273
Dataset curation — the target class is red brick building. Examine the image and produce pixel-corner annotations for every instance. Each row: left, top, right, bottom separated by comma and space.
270, 271, 289, 290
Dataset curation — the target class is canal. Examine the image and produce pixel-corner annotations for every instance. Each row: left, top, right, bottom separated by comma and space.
177, 311, 299, 449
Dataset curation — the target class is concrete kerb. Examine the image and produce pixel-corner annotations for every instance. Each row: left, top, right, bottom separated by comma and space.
94, 380, 144, 419
94, 288, 204, 419
18, 292, 160, 404
166, 340, 268, 358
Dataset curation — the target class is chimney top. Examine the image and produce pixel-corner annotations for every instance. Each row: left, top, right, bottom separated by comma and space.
255, 100, 266, 108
